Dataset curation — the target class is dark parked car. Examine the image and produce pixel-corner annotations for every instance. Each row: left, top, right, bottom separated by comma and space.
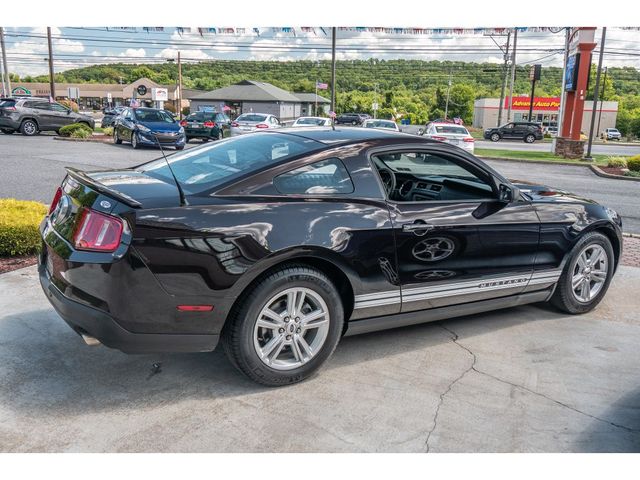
335, 113, 367, 125
113, 107, 185, 150
101, 106, 125, 128
0, 97, 95, 136
484, 122, 543, 143
180, 111, 231, 142
39, 127, 622, 386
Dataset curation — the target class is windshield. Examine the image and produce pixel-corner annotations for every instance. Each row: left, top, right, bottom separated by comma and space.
0, 99, 16, 108
296, 117, 326, 125
133, 109, 175, 123
434, 125, 468, 135
139, 133, 324, 194
237, 114, 268, 123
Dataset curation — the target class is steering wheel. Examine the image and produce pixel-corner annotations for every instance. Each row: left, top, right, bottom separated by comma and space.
378, 167, 396, 197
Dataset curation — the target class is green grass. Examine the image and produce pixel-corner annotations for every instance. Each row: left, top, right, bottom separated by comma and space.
475, 148, 612, 165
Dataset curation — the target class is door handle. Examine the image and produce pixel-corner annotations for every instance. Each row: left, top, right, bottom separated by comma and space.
402, 222, 434, 236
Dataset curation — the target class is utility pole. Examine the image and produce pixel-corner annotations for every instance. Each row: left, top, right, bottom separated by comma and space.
373, 82, 378, 119
585, 27, 607, 161
47, 27, 55, 99
330, 27, 336, 114
596, 66, 607, 137
0, 27, 11, 97
527, 64, 541, 121
506, 28, 518, 122
177, 51, 183, 120
494, 31, 511, 126
444, 68, 452, 120
556, 27, 571, 142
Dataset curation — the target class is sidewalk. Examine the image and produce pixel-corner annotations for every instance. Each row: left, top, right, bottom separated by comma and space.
622, 236, 640, 268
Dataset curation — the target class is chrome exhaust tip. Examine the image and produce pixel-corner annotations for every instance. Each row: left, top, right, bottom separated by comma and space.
81, 333, 101, 346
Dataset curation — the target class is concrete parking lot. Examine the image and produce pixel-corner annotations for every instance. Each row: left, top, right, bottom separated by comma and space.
1, 134, 639, 233
0, 264, 639, 452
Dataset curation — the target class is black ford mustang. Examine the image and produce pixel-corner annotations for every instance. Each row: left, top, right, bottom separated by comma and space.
39, 128, 623, 386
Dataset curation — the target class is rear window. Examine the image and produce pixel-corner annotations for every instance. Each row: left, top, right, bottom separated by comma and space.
237, 114, 267, 122
186, 112, 212, 121
0, 99, 16, 108
296, 117, 326, 125
434, 125, 469, 135
139, 133, 324, 194
365, 120, 396, 129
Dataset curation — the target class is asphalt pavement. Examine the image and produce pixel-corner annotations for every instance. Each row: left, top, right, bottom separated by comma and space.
1, 264, 639, 452
1, 134, 639, 233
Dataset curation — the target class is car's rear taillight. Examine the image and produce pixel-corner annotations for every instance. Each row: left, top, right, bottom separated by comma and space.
73, 208, 123, 252
203, 121, 216, 128
255, 123, 269, 129
2, 106, 16, 111
431, 135, 447, 141
48, 187, 63, 215
231, 121, 239, 127
179, 120, 187, 127
463, 137, 475, 143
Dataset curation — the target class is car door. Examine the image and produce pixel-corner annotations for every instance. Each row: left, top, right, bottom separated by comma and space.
49, 103, 74, 128
512, 123, 529, 140
119, 108, 135, 141
26, 101, 54, 130
500, 123, 516, 139
370, 146, 541, 313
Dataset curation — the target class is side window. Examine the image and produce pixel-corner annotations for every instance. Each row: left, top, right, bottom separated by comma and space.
50, 103, 68, 112
273, 158, 354, 195
29, 102, 50, 110
371, 151, 495, 202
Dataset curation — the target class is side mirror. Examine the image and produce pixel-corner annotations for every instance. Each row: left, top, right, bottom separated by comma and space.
498, 183, 519, 203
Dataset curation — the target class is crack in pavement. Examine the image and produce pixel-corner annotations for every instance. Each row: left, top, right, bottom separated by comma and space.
425, 324, 639, 452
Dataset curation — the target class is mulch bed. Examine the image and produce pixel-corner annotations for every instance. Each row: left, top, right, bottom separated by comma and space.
599, 166, 626, 176
54, 135, 113, 143
0, 255, 38, 274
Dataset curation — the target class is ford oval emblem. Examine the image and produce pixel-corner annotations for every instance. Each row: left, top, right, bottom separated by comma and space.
100, 200, 112, 209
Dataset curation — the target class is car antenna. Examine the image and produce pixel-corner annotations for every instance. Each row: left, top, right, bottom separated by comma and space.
153, 134, 188, 206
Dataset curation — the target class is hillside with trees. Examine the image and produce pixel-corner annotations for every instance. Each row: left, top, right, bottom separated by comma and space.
25, 59, 640, 135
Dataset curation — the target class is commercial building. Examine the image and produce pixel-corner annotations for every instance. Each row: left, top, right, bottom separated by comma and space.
7, 78, 188, 111
187, 80, 330, 121
473, 97, 618, 135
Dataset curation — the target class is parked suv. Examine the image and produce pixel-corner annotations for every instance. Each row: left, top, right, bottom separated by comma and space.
0, 97, 95, 136
483, 122, 543, 143
602, 128, 622, 141
180, 111, 231, 142
335, 113, 367, 125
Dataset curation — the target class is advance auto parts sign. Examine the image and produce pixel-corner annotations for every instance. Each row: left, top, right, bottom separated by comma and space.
12, 86, 32, 96
504, 96, 560, 111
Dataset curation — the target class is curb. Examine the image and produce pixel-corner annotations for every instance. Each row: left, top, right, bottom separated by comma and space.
53, 136, 113, 144
478, 156, 591, 167
623, 232, 640, 239
589, 164, 640, 183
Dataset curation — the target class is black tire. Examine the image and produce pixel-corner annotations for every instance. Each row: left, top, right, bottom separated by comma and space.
550, 232, 615, 314
20, 119, 38, 136
131, 132, 140, 149
1, 128, 15, 134
524, 134, 536, 143
351, 120, 357, 125
175, 145, 185, 150
222, 264, 344, 386
490, 133, 501, 142
114, 129, 122, 144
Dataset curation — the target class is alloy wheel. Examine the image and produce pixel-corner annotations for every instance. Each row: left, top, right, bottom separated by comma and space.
571, 244, 608, 303
132, 132, 138, 148
23, 121, 37, 135
253, 287, 330, 371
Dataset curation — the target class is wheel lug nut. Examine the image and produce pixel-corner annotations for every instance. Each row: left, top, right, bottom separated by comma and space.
296, 328, 301, 333
278, 328, 284, 333
295, 317, 300, 323
284, 317, 290, 323
286, 335, 291, 340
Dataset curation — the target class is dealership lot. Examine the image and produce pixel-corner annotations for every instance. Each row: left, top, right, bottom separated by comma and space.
0, 264, 639, 452
1, 134, 639, 233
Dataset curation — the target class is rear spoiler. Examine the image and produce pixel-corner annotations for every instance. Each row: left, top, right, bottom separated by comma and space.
65, 167, 143, 209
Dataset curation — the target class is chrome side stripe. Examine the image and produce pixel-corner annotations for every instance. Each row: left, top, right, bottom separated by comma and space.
353, 269, 563, 310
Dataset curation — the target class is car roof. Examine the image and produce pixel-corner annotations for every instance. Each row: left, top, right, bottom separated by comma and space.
431, 122, 466, 127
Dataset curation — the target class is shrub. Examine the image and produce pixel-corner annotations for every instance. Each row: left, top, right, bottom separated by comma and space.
607, 157, 628, 168
102, 127, 113, 136
70, 128, 91, 139
0, 199, 48, 256
627, 155, 640, 172
59, 122, 92, 137
58, 99, 79, 112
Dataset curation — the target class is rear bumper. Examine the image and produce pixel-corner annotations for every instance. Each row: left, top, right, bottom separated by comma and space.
38, 255, 219, 354
0, 117, 19, 129
185, 127, 219, 138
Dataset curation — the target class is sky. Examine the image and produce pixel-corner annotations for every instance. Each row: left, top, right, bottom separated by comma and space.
3, 26, 640, 78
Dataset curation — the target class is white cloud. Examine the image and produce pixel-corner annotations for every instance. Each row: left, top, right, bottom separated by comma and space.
120, 48, 146, 57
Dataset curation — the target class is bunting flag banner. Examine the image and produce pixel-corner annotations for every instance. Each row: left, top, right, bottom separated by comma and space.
176, 27, 191, 36
111, 27, 137, 31
253, 28, 261, 36
143, 27, 164, 33
319, 27, 328, 36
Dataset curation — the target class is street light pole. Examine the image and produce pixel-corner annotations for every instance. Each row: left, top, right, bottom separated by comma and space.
444, 68, 452, 120
506, 28, 518, 122
0, 27, 11, 96
585, 27, 606, 161
47, 27, 55, 99
177, 51, 183, 120
330, 27, 336, 114
497, 31, 511, 126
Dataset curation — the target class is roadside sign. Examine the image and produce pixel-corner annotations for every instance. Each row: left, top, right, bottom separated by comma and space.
107, 92, 112, 102
372, 102, 379, 110
11, 86, 31, 96
152, 88, 168, 101
67, 87, 80, 99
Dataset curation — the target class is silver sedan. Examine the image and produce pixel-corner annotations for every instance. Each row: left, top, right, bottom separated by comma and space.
230, 113, 281, 136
